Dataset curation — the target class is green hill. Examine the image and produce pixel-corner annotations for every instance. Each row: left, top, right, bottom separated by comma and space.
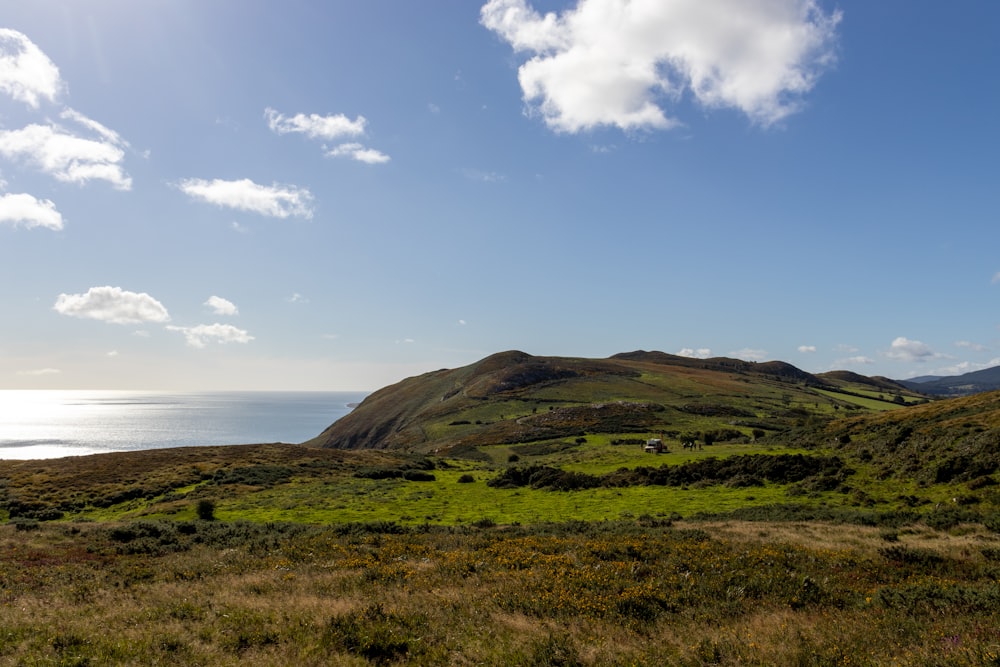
307, 350, 926, 456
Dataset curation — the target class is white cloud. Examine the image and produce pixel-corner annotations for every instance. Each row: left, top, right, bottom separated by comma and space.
287, 293, 308, 304
178, 178, 314, 219
106, 350, 119, 357
326, 142, 391, 164
60, 108, 130, 149
265, 107, 367, 139
0, 120, 132, 190
798, 345, 817, 353
167, 323, 254, 349
0, 29, 62, 108
267, 108, 390, 164
834, 343, 859, 353
833, 356, 874, 368
0, 192, 63, 230
731, 347, 767, 361
17, 367, 60, 376
885, 336, 943, 363
204, 295, 238, 316
481, 0, 840, 133
992, 271, 1000, 285
53, 286, 170, 325
678, 347, 711, 358
458, 319, 467, 326
955, 340, 987, 352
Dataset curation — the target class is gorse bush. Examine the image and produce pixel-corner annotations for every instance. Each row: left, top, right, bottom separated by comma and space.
2, 519, 1000, 664
489, 454, 851, 492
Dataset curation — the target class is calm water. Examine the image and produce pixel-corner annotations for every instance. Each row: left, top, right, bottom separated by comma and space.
0, 390, 367, 460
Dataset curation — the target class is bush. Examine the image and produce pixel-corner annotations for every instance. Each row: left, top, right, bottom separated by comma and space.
196, 499, 216, 521
457, 474, 475, 484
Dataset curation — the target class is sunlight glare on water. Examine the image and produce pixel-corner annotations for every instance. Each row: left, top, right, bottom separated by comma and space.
0, 390, 364, 460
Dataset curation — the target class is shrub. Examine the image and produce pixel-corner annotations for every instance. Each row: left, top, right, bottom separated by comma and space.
457, 474, 475, 483
196, 499, 216, 521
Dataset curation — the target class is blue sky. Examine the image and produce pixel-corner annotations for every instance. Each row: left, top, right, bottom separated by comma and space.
1, 0, 997, 391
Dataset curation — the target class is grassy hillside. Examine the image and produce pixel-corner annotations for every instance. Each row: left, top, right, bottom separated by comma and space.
3, 353, 1000, 664
307, 350, 926, 456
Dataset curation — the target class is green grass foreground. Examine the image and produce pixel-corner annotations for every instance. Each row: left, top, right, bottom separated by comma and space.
2, 518, 1000, 665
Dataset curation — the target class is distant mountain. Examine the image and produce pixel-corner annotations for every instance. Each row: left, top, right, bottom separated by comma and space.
306, 350, 925, 454
898, 365, 1000, 397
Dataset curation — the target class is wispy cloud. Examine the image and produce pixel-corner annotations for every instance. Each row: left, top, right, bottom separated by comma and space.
992, 271, 1000, 285
462, 168, 505, 183
53, 286, 170, 325
798, 345, 817, 353
0, 113, 132, 190
178, 178, 314, 219
885, 336, 945, 363
167, 323, 254, 349
0, 28, 62, 108
266, 107, 390, 164
287, 293, 308, 304
481, 0, 840, 133
0, 192, 63, 230
678, 347, 711, 358
833, 356, 874, 368
16, 367, 60, 376
204, 296, 238, 316
731, 348, 767, 361
955, 340, 987, 352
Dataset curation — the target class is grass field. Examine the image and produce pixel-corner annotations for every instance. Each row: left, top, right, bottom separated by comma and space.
1, 518, 999, 665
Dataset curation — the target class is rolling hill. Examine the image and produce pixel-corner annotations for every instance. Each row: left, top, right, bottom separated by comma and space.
898, 364, 1000, 396
307, 350, 925, 456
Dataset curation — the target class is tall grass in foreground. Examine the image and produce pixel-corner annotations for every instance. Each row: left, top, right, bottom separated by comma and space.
1, 519, 999, 665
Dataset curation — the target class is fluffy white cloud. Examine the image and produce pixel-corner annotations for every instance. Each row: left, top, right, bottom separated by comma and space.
885, 336, 942, 363
0, 114, 132, 190
481, 0, 840, 133
798, 345, 817, 353
327, 142, 391, 164
53, 286, 170, 325
204, 296, 238, 316
678, 347, 711, 358
0, 193, 63, 230
0, 29, 62, 108
167, 323, 254, 349
178, 178, 314, 219
265, 108, 366, 139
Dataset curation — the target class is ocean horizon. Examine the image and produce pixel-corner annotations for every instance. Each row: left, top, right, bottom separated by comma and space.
0, 390, 367, 460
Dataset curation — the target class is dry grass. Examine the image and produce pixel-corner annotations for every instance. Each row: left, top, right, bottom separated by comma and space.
1, 519, 999, 665
696, 518, 1000, 560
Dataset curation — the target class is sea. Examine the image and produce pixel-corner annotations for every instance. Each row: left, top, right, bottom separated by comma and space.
0, 390, 367, 460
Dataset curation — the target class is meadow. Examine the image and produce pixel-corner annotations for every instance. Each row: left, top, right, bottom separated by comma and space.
2, 517, 999, 665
